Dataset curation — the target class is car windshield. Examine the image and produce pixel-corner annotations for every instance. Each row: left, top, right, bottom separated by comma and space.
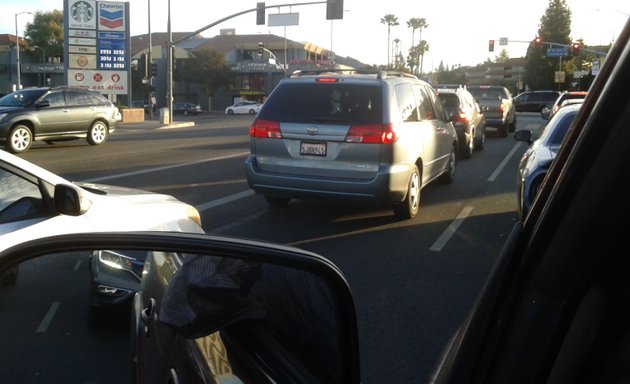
0, 89, 47, 107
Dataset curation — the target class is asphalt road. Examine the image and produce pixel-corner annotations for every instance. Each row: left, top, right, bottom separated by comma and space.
4, 112, 546, 383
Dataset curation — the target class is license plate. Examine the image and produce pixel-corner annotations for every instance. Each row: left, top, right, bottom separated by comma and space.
300, 141, 327, 156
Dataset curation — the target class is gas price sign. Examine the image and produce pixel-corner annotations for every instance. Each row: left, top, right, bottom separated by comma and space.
97, 34, 126, 70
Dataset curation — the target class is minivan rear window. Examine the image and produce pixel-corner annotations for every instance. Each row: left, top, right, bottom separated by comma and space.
258, 83, 383, 125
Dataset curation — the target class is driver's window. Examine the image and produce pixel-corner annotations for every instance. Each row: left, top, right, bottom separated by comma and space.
0, 168, 45, 222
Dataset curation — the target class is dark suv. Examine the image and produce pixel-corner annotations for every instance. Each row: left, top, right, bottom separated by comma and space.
0, 86, 121, 153
245, 70, 458, 219
513, 90, 561, 112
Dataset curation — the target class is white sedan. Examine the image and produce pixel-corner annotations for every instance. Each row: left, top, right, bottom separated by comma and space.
225, 100, 262, 115
0, 149, 203, 286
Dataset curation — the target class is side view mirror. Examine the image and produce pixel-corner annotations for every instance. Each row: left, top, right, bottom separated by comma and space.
34, 100, 50, 109
54, 184, 91, 216
0, 232, 360, 383
541, 107, 551, 120
513, 129, 534, 145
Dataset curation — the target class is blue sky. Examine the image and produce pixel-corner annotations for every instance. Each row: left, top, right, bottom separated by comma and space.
1, 0, 628, 69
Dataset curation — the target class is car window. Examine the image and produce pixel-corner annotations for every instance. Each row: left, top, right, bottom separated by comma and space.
438, 93, 459, 110
66, 90, 95, 106
395, 83, 420, 122
547, 110, 577, 146
258, 83, 382, 125
41, 91, 65, 107
0, 168, 45, 223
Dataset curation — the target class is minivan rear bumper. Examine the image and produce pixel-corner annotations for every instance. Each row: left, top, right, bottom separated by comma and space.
245, 156, 410, 203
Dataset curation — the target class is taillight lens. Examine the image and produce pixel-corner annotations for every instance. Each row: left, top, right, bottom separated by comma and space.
250, 119, 282, 139
345, 123, 397, 144
457, 112, 469, 124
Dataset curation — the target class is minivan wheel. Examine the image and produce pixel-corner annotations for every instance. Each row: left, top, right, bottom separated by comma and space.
7, 125, 33, 153
393, 165, 420, 220
87, 121, 108, 145
264, 195, 291, 207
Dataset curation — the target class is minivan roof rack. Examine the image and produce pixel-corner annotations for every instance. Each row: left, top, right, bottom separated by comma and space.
288, 68, 419, 80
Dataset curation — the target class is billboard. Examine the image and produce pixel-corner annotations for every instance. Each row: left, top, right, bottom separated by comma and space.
64, 0, 130, 96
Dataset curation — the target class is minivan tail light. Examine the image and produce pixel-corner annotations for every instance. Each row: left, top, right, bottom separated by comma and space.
250, 119, 282, 139
345, 123, 398, 144
457, 112, 469, 124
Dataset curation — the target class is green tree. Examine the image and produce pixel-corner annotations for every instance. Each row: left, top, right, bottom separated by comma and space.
524, 0, 572, 90
495, 49, 510, 63
24, 10, 64, 62
174, 48, 232, 98
406, 17, 428, 74
380, 14, 399, 69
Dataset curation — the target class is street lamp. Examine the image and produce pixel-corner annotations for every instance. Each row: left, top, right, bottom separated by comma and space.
15, 11, 33, 90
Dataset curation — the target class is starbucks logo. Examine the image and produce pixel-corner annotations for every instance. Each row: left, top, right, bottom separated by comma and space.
71, 1, 94, 24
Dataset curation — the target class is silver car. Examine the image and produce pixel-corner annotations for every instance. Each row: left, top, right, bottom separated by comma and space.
245, 70, 458, 219
513, 103, 581, 219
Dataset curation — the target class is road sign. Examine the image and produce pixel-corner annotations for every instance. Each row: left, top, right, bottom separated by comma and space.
546, 47, 569, 57
499, 37, 508, 46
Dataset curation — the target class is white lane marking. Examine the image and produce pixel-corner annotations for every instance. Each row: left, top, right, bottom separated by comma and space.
197, 190, 255, 212
80, 152, 249, 183
429, 206, 474, 252
36, 302, 60, 333
488, 142, 522, 182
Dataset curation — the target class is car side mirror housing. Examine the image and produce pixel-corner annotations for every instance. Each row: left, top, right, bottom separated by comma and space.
54, 184, 91, 216
513, 129, 533, 145
34, 100, 50, 109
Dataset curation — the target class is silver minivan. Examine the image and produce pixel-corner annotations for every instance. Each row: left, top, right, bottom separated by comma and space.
245, 70, 458, 219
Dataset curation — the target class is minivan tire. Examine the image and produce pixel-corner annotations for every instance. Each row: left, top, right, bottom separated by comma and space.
393, 165, 420, 220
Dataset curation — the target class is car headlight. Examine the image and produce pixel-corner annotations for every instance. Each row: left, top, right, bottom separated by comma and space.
188, 206, 202, 227
96, 250, 145, 279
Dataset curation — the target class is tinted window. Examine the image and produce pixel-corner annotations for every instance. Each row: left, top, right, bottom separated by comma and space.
258, 83, 382, 125
414, 84, 436, 120
438, 93, 460, 110
66, 90, 95, 106
0, 167, 45, 223
42, 91, 65, 107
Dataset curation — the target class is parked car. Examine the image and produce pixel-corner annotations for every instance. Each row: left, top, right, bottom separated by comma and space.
173, 102, 202, 116
541, 90, 588, 119
0, 86, 121, 153
467, 85, 516, 137
437, 86, 486, 158
513, 103, 581, 219
0, 148, 203, 327
225, 100, 262, 115
245, 69, 458, 219
513, 90, 561, 112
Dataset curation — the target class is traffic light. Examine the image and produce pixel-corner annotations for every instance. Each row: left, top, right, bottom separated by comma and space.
571, 42, 581, 56
257, 42, 264, 56
488, 39, 495, 52
534, 36, 542, 48
150, 62, 157, 77
256, 2, 265, 25
326, 0, 344, 20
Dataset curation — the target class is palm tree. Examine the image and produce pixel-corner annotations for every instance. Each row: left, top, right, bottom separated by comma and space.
380, 14, 399, 69
406, 17, 428, 74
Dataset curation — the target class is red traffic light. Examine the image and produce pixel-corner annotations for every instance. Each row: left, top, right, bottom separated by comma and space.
572, 42, 581, 55
534, 36, 542, 48
488, 40, 495, 52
